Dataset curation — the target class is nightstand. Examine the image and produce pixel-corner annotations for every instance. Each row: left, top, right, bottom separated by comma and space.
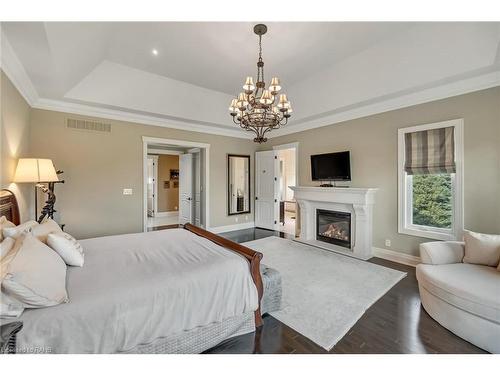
0, 321, 23, 354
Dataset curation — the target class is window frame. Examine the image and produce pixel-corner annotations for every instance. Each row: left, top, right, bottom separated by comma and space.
397, 119, 464, 241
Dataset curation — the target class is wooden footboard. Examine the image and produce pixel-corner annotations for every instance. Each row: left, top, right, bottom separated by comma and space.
183, 223, 264, 327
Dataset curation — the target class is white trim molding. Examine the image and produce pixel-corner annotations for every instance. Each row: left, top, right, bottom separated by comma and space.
0, 31, 39, 105
142, 136, 211, 231
273, 141, 300, 212
155, 211, 179, 218
372, 247, 421, 267
397, 119, 464, 241
146, 154, 159, 216
148, 148, 184, 155
3, 28, 499, 143
269, 70, 500, 138
34, 98, 253, 139
209, 221, 255, 234
3, 26, 499, 141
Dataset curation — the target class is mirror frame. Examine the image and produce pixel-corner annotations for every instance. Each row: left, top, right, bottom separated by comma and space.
227, 154, 251, 216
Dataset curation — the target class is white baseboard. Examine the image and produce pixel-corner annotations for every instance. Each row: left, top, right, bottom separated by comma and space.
372, 247, 421, 267
209, 222, 255, 234
155, 211, 178, 217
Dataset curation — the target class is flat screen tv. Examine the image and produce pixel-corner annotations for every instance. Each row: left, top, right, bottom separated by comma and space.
311, 151, 351, 181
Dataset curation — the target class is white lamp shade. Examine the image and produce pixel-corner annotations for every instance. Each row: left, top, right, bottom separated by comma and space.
13, 158, 59, 183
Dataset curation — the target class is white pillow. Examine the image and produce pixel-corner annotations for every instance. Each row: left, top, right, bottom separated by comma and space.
1, 234, 68, 308
2, 220, 38, 240
1, 236, 25, 317
0, 216, 16, 241
0, 237, 16, 260
0, 292, 24, 318
31, 218, 63, 243
463, 230, 500, 267
47, 232, 84, 267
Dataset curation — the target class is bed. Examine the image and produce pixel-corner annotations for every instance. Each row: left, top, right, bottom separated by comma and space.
0, 189, 282, 354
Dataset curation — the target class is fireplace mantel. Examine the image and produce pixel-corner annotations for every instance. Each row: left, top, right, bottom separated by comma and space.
290, 186, 378, 260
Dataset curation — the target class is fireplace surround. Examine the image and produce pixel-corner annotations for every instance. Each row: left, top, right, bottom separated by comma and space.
290, 186, 377, 260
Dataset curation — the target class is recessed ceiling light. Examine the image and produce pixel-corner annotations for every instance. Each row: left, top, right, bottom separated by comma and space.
152, 49, 158, 56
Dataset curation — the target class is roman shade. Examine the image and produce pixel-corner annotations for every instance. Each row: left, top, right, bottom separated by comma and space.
404, 126, 456, 175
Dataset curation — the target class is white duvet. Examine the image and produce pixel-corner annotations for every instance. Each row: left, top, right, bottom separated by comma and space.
9, 229, 259, 353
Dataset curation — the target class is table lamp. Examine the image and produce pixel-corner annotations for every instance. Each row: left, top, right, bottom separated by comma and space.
13, 158, 59, 220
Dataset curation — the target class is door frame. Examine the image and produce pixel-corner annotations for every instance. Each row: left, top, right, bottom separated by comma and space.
142, 136, 210, 232
146, 154, 159, 217
255, 150, 280, 231
272, 142, 299, 186
272, 142, 299, 232
178, 153, 194, 225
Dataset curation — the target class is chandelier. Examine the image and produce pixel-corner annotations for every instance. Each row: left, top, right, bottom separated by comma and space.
229, 24, 292, 143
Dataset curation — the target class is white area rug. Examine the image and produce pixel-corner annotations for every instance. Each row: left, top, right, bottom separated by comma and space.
243, 237, 406, 350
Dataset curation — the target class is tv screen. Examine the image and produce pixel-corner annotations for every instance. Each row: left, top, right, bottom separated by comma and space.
311, 151, 351, 181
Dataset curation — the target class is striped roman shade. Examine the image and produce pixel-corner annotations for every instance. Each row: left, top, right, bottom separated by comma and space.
404, 126, 456, 175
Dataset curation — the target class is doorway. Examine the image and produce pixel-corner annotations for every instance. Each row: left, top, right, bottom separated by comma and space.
276, 145, 297, 235
255, 142, 298, 235
142, 137, 210, 231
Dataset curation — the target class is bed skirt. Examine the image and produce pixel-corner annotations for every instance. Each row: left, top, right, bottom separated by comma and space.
122, 265, 282, 354
123, 312, 256, 354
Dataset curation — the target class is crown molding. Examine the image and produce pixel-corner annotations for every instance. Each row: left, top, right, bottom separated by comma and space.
33, 98, 254, 139
0, 30, 39, 106
3, 26, 499, 140
269, 69, 500, 138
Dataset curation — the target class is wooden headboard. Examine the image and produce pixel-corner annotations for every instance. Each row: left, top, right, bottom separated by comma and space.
0, 189, 20, 225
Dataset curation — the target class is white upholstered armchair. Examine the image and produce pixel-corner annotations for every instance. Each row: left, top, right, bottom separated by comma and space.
416, 241, 500, 353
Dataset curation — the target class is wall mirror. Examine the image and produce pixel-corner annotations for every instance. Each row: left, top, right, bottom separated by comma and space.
228, 154, 251, 215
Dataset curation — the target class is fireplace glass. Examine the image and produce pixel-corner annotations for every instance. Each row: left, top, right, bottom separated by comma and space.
316, 209, 351, 249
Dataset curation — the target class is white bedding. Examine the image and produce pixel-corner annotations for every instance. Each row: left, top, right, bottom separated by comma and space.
6, 228, 259, 353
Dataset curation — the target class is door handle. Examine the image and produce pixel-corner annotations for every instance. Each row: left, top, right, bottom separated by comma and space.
187, 197, 192, 201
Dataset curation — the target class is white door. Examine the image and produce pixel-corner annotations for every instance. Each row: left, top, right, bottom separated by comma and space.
146, 156, 158, 217
192, 152, 202, 227
179, 153, 193, 224
255, 150, 278, 230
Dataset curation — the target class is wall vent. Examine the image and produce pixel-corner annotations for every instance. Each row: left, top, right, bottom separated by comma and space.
66, 118, 111, 133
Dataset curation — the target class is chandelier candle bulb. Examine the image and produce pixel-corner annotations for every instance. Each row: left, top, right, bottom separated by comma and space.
229, 99, 238, 114
243, 76, 255, 92
260, 90, 273, 105
237, 93, 249, 107
269, 77, 281, 93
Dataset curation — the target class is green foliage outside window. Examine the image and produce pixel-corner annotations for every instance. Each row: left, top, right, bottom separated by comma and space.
412, 174, 452, 229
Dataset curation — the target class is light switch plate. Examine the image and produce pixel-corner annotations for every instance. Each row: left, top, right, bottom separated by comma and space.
123, 188, 133, 195
385, 239, 391, 247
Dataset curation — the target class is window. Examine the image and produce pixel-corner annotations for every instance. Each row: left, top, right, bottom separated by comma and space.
398, 119, 463, 241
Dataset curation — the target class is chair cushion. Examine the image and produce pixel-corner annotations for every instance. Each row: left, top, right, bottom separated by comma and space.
416, 263, 500, 324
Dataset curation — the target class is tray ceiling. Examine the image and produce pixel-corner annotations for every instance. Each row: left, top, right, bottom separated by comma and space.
2, 22, 499, 138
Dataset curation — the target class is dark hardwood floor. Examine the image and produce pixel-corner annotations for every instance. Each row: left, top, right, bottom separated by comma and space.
204, 227, 486, 354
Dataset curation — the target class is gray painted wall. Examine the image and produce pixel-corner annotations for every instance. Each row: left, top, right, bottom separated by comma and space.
29, 108, 258, 239
260, 87, 500, 256
0, 71, 32, 222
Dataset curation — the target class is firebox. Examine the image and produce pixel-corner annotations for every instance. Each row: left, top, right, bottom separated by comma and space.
316, 209, 351, 249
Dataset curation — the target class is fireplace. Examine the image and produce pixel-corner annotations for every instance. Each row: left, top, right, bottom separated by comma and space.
316, 209, 351, 249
